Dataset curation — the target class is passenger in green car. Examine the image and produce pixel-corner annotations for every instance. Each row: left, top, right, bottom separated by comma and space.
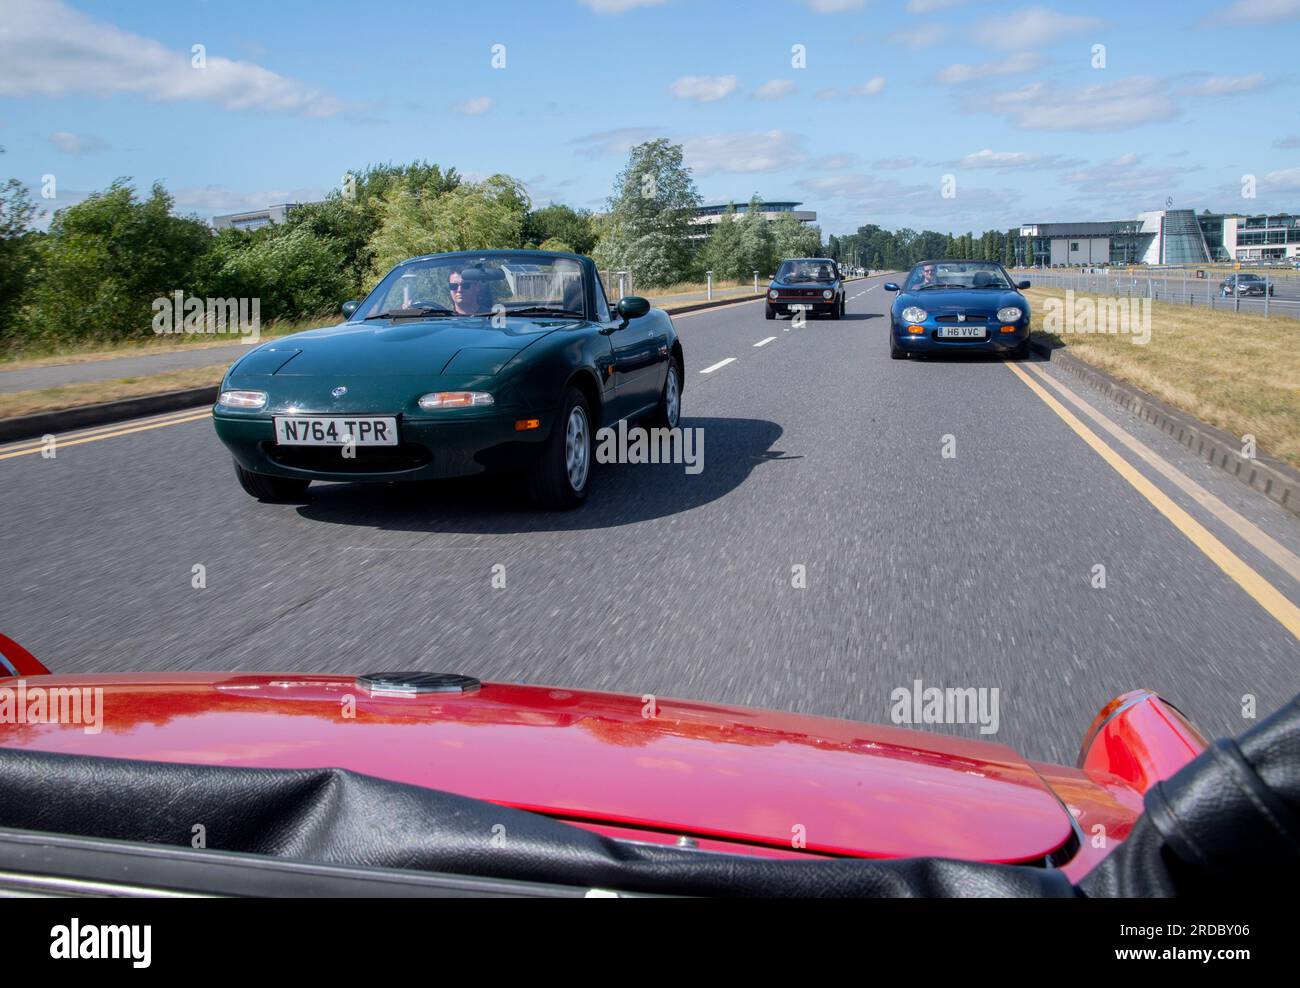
448, 271, 488, 314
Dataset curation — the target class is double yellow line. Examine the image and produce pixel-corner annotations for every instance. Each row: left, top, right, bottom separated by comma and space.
0, 407, 212, 461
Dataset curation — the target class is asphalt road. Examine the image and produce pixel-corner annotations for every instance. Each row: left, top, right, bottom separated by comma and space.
1, 272, 1297, 765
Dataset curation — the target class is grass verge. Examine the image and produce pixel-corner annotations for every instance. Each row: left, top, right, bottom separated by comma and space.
1025, 287, 1300, 468
0, 364, 226, 419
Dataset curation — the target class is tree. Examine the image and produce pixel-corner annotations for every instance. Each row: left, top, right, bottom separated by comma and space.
592, 139, 702, 288
771, 211, 822, 264
700, 204, 743, 280
735, 195, 776, 280
367, 174, 530, 277
0, 148, 41, 343
206, 224, 352, 320
27, 180, 212, 346
523, 204, 596, 255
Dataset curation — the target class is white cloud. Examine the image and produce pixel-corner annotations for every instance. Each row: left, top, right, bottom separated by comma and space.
668, 75, 737, 102
752, 79, 796, 100
936, 51, 1044, 84
570, 127, 666, 155
874, 156, 918, 169
818, 77, 886, 99
1060, 153, 1190, 202
974, 6, 1104, 50
1214, 0, 1300, 23
981, 76, 1177, 131
951, 149, 1085, 171
451, 96, 493, 114
48, 131, 108, 154
1179, 73, 1267, 96
578, 0, 669, 12
1262, 167, 1300, 191
891, 24, 947, 49
1274, 135, 1300, 149
802, 0, 866, 11
682, 130, 806, 175
811, 153, 857, 169
907, 0, 963, 10
0, 0, 348, 117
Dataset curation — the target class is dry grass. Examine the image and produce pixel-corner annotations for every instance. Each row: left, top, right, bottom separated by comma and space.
1025, 287, 1300, 468
0, 364, 226, 419
0, 314, 343, 371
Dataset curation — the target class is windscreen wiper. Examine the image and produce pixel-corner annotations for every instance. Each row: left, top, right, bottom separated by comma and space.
364, 305, 455, 320
506, 306, 586, 318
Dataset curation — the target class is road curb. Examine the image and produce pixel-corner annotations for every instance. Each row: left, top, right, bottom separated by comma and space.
0, 386, 217, 443
1028, 338, 1300, 517
657, 276, 873, 316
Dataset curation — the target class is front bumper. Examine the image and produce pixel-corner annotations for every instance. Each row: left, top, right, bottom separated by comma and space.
213, 409, 557, 482
768, 298, 838, 315
892, 321, 1030, 353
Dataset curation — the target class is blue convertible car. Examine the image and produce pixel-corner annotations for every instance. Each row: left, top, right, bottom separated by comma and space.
885, 260, 1032, 360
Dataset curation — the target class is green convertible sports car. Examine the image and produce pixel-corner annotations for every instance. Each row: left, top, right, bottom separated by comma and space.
212, 250, 684, 509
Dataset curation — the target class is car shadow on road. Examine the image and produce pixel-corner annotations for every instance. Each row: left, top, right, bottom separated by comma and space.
293, 416, 789, 533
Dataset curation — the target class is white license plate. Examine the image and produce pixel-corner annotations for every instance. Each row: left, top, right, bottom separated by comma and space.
787, 303, 813, 310
274, 416, 398, 446
937, 327, 986, 339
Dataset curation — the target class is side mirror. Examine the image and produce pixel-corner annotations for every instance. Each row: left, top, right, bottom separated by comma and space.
883, 283, 900, 292
616, 296, 651, 320
1017, 280, 1031, 290
341, 300, 360, 317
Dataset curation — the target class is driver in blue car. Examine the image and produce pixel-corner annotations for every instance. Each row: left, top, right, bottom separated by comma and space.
908, 262, 937, 290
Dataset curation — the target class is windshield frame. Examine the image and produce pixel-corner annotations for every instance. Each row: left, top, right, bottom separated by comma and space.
355, 252, 591, 321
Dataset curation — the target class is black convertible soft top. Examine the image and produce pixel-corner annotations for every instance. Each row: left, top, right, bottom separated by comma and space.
0, 695, 1295, 897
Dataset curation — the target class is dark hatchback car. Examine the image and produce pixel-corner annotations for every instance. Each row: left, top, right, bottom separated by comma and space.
885, 260, 1032, 360
766, 258, 845, 320
1219, 272, 1275, 297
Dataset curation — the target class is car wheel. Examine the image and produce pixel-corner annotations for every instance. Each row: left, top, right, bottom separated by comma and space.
647, 361, 681, 429
828, 300, 841, 320
840, 296, 846, 317
765, 305, 775, 320
527, 386, 592, 510
234, 460, 310, 501
889, 327, 907, 360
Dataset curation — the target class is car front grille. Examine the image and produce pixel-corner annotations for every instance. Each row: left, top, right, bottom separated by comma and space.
262, 441, 432, 474
934, 311, 994, 323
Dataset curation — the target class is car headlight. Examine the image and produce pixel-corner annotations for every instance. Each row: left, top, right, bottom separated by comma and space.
997, 306, 1024, 323
418, 391, 495, 410
217, 390, 268, 410
822, 289, 834, 300
901, 306, 927, 323
768, 289, 779, 300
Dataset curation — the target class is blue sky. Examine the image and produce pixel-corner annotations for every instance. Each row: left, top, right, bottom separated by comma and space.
2, 0, 1298, 235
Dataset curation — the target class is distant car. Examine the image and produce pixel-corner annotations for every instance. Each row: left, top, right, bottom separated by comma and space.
766, 257, 845, 320
1219, 273, 1275, 297
885, 260, 1032, 360
212, 249, 683, 510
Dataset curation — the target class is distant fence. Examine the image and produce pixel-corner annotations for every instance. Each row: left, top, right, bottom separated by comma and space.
1009, 266, 1300, 322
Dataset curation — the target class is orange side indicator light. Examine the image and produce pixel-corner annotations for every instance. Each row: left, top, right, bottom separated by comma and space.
515, 419, 541, 431
906, 325, 925, 334
999, 325, 1017, 333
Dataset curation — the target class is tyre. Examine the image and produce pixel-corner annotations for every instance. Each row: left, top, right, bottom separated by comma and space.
646, 361, 681, 429
828, 300, 841, 320
889, 329, 907, 360
527, 386, 592, 510
1010, 339, 1031, 360
765, 305, 775, 320
840, 296, 846, 317
234, 460, 310, 501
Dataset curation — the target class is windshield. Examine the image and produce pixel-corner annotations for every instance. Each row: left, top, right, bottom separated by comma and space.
777, 259, 837, 283
356, 253, 587, 319
905, 261, 1014, 291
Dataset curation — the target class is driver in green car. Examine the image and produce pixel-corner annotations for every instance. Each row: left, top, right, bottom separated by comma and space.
448, 270, 488, 315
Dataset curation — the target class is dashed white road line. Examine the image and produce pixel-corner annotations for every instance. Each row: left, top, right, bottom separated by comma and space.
753, 337, 776, 348
699, 357, 737, 374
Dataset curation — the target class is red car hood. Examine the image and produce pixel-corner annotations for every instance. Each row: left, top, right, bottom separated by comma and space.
0, 672, 1123, 864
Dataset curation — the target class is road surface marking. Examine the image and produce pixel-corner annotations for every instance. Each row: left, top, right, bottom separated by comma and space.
753, 337, 776, 348
1025, 362, 1300, 585
1006, 361, 1299, 639
0, 410, 212, 461
0, 406, 212, 455
699, 358, 737, 374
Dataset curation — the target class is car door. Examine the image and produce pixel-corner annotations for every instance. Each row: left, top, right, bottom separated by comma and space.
597, 275, 665, 420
